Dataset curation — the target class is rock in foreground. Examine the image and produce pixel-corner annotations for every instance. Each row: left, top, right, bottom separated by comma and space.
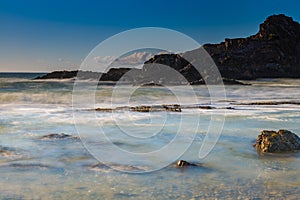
254, 130, 300, 153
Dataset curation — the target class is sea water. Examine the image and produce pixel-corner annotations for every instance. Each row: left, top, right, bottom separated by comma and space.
0, 73, 299, 199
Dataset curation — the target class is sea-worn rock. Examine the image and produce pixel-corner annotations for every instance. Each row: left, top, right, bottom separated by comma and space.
41, 133, 78, 140
0, 146, 16, 157
130, 104, 182, 112
176, 160, 197, 167
162, 104, 181, 112
254, 130, 300, 153
94, 108, 114, 112
130, 105, 152, 112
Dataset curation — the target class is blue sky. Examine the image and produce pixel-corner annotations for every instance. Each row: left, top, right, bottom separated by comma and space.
0, 0, 300, 72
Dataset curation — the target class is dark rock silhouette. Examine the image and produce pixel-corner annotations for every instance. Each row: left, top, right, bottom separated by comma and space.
144, 14, 300, 81
254, 130, 300, 153
35, 14, 300, 83
34, 70, 101, 80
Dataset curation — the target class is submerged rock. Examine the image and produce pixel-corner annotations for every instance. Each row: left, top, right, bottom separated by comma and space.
130, 104, 182, 112
141, 82, 163, 87
0, 146, 16, 157
162, 104, 182, 112
41, 133, 78, 140
90, 163, 147, 172
176, 160, 197, 167
94, 108, 114, 112
130, 105, 152, 112
254, 130, 300, 153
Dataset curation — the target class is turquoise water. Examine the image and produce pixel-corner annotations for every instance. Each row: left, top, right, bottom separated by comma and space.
0, 75, 299, 199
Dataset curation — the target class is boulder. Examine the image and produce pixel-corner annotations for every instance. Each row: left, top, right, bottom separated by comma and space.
254, 130, 300, 153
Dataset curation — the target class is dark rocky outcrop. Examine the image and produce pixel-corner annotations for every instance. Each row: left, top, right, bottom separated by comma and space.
99, 68, 133, 81
41, 133, 78, 140
93, 104, 236, 112
130, 104, 181, 112
94, 108, 114, 112
34, 69, 135, 81
35, 15, 300, 83
34, 70, 79, 79
143, 14, 300, 81
254, 130, 300, 153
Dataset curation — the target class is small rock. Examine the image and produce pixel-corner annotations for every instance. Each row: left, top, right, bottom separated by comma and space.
41, 133, 77, 140
130, 104, 181, 112
130, 106, 152, 112
176, 160, 197, 167
198, 106, 215, 109
162, 104, 181, 112
95, 108, 114, 112
254, 129, 300, 153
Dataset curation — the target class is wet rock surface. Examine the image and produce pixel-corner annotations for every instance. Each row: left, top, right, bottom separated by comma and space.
94, 104, 236, 112
176, 160, 197, 167
0, 146, 16, 157
254, 130, 300, 153
41, 133, 78, 140
130, 104, 182, 112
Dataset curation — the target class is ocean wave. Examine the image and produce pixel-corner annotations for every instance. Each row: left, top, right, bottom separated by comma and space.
0, 92, 72, 104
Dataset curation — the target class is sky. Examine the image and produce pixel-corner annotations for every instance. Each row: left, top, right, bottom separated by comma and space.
0, 0, 300, 72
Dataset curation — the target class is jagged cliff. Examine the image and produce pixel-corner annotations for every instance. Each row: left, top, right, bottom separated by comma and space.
35, 14, 300, 83
145, 14, 300, 81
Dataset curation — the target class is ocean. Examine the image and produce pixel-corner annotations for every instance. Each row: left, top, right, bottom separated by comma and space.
0, 73, 299, 199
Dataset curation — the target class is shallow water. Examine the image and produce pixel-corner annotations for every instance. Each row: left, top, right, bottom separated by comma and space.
0, 75, 299, 199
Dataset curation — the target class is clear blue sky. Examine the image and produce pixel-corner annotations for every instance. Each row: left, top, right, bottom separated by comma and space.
0, 0, 300, 72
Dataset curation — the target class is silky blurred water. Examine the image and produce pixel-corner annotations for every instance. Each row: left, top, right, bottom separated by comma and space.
0, 74, 299, 199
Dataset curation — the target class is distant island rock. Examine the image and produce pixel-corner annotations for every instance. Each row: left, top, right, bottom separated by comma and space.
35, 14, 300, 84
34, 68, 132, 81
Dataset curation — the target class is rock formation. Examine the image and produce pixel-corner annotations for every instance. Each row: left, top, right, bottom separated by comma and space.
144, 14, 300, 81
34, 68, 135, 81
41, 133, 78, 140
254, 129, 300, 153
34, 14, 300, 83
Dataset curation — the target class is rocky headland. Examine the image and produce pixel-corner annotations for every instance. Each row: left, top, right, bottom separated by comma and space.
34, 14, 300, 84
